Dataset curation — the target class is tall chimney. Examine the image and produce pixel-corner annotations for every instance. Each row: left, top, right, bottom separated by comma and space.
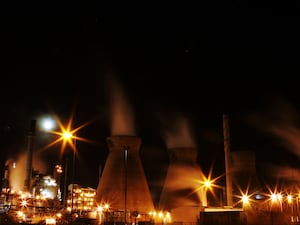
24, 119, 36, 192
222, 114, 233, 206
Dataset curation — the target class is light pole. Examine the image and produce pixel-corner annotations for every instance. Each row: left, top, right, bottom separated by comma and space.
39, 112, 91, 217
124, 145, 129, 225
63, 158, 68, 208
71, 135, 76, 215
62, 131, 77, 216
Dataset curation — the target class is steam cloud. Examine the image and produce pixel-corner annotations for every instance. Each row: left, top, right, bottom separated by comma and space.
250, 96, 300, 181
6, 149, 48, 192
109, 75, 135, 136
160, 115, 208, 206
164, 116, 196, 149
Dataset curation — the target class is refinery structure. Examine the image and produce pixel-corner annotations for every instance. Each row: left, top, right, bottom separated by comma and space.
0, 120, 99, 224
1, 115, 300, 225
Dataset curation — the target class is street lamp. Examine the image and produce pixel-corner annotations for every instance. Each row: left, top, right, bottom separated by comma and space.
38, 112, 93, 216
124, 146, 129, 225
61, 131, 77, 216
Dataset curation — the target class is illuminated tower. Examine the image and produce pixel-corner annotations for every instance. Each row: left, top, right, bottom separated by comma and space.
158, 147, 202, 210
95, 135, 154, 218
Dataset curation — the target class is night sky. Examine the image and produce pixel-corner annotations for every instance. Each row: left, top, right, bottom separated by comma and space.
0, 13, 300, 193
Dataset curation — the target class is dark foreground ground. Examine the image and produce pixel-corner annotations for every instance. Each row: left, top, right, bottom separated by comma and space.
1, 211, 299, 225
0, 213, 97, 225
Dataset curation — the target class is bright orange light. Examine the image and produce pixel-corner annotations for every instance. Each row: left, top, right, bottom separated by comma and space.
287, 194, 293, 204
277, 193, 282, 201
55, 165, 62, 173
192, 163, 224, 204
199, 176, 219, 191
204, 180, 212, 188
21, 199, 27, 207
36, 108, 96, 160
158, 211, 163, 218
242, 194, 249, 204
62, 131, 73, 140
104, 203, 109, 210
271, 193, 277, 202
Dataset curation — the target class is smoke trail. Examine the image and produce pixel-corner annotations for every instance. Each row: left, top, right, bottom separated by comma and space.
248, 96, 300, 181
255, 97, 300, 157
164, 115, 196, 149
109, 74, 135, 136
7, 156, 26, 192
160, 114, 208, 207
7, 150, 48, 192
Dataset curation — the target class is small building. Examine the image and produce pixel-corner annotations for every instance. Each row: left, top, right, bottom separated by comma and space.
67, 184, 96, 216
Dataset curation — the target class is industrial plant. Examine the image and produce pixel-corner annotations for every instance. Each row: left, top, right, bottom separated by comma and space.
0, 115, 299, 225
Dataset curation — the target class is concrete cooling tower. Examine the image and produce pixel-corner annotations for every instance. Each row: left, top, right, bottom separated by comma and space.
230, 150, 261, 191
95, 135, 154, 215
159, 147, 203, 211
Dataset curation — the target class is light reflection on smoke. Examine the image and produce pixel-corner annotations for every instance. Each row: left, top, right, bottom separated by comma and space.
7, 155, 26, 192
164, 116, 195, 149
6, 150, 48, 192
109, 75, 135, 136
164, 165, 207, 205
250, 97, 300, 183
264, 162, 300, 182
271, 125, 300, 157
160, 115, 208, 208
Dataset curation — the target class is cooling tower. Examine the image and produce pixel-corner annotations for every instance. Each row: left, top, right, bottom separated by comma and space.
95, 135, 154, 214
158, 147, 203, 211
230, 150, 261, 191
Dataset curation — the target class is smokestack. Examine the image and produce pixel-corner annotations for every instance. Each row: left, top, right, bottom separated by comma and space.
222, 114, 233, 206
96, 135, 154, 218
24, 119, 36, 192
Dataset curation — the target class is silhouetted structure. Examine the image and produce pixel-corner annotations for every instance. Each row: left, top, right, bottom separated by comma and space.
231, 150, 262, 195
95, 135, 154, 215
159, 147, 203, 207
24, 119, 36, 192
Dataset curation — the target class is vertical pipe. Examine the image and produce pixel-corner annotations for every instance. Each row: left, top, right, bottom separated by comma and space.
63, 158, 68, 207
24, 119, 36, 192
223, 114, 233, 206
71, 136, 76, 215
124, 145, 129, 225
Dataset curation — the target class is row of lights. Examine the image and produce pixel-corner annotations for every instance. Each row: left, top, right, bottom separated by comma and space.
96, 203, 172, 224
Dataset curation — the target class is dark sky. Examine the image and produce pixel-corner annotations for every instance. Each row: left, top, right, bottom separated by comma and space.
0, 13, 300, 192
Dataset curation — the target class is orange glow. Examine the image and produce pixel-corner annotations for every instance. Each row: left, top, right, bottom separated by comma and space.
36, 108, 96, 160
197, 164, 223, 191
287, 194, 293, 203
242, 194, 249, 204
21, 200, 27, 207
191, 164, 223, 207
55, 165, 62, 173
